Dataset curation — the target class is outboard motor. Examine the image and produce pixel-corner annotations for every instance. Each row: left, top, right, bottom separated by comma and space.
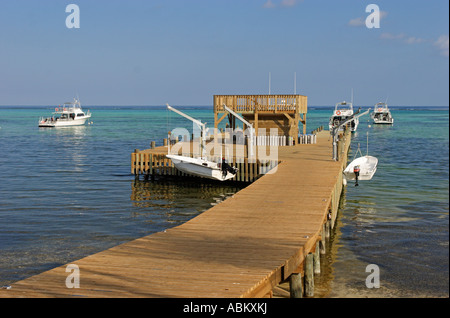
221, 157, 238, 178
353, 165, 360, 186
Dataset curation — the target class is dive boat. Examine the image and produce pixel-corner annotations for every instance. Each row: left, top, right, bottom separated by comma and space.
166, 104, 238, 181
329, 101, 359, 132
39, 98, 91, 127
371, 102, 394, 124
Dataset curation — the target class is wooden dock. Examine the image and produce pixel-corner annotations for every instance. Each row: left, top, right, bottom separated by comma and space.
1, 129, 351, 298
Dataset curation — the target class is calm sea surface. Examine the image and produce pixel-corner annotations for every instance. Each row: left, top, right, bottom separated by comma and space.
0, 106, 448, 297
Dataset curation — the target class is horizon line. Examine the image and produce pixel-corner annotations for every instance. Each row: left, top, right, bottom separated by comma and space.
0, 104, 448, 108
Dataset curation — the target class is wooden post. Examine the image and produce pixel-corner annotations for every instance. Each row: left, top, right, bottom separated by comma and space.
244, 158, 248, 182
254, 112, 259, 137
320, 223, 326, 254
214, 95, 218, 131
313, 241, 321, 274
131, 151, 137, 175
289, 273, 303, 298
304, 253, 314, 297
134, 149, 140, 179
149, 154, 153, 177
325, 219, 331, 239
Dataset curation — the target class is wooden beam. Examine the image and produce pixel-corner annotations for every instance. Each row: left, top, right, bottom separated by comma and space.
284, 113, 294, 123
216, 112, 228, 126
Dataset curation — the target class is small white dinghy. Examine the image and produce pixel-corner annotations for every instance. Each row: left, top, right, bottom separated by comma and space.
343, 155, 378, 186
166, 155, 237, 181
343, 130, 378, 186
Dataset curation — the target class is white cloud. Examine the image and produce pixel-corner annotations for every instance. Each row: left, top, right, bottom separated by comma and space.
380, 32, 406, 40
380, 33, 449, 58
263, 0, 276, 8
263, 0, 301, 8
281, 0, 299, 7
380, 32, 426, 45
348, 17, 365, 27
404, 36, 426, 45
379, 11, 389, 20
434, 35, 449, 57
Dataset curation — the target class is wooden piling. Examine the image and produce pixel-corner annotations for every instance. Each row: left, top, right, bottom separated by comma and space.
325, 219, 331, 239
304, 253, 314, 297
289, 273, 303, 298
320, 223, 326, 254
313, 241, 321, 274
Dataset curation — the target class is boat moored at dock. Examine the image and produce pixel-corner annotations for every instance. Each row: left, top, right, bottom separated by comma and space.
329, 101, 359, 132
166, 154, 237, 181
343, 155, 378, 186
38, 98, 91, 127
166, 104, 238, 181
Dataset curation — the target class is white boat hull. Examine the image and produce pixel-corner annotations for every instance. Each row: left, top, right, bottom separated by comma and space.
344, 155, 378, 181
373, 119, 394, 124
372, 115, 394, 125
166, 155, 236, 181
39, 115, 91, 127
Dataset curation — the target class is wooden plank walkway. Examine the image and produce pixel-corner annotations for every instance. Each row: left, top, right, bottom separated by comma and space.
0, 130, 350, 298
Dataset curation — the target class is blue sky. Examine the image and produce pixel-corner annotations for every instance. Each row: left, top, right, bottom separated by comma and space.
0, 0, 448, 106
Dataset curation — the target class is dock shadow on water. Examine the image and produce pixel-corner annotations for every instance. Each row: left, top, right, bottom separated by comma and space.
0, 176, 245, 287
130, 177, 246, 226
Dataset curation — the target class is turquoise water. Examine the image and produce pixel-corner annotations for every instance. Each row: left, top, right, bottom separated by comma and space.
327, 108, 449, 297
0, 106, 448, 297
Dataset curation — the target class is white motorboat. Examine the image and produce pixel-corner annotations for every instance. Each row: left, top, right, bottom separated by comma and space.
371, 102, 394, 124
343, 155, 378, 185
166, 155, 237, 181
329, 101, 359, 132
343, 130, 378, 186
39, 98, 91, 127
166, 104, 238, 181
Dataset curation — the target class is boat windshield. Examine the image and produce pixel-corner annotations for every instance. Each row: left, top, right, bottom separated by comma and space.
336, 102, 353, 111
375, 103, 388, 111
63, 103, 80, 108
